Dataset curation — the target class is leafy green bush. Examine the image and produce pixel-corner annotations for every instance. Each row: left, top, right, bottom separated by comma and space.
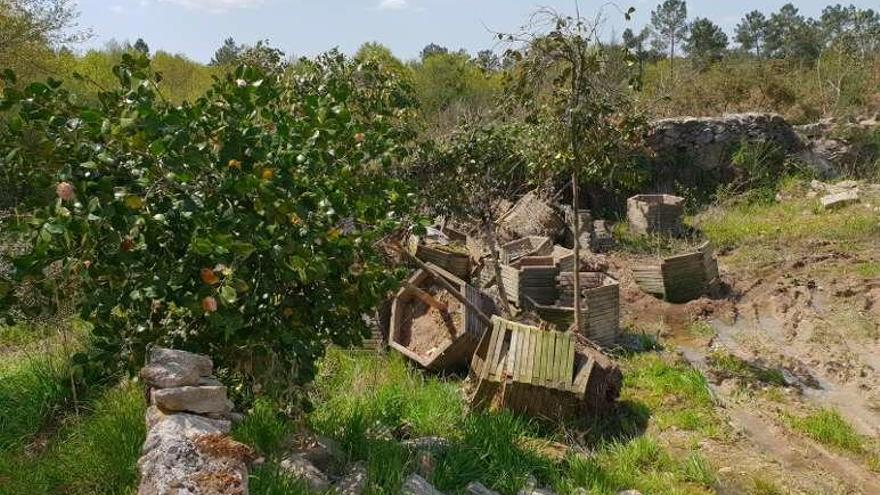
0, 51, 417, 392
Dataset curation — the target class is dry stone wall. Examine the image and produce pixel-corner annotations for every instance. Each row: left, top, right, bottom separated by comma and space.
138, 348, 254, 495
647, 113, 804, 172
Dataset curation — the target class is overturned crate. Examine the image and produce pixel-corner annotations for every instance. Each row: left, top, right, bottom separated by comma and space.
390, 265, 494, 371
633, 241, 720, 303
627, 194, 685, 236
471, 317, 622, 418
524, 272, 620, 348
408, 233, 472, 280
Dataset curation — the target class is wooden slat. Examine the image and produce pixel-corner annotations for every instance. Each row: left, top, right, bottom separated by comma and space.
572, 355, 594, 395
563, 335, 575, 388
482, 324, 501, 381
525, 327, 536, 385
554, 334, 566, 389
532, 330, 542, 383
543, 332, 556, 387
506, 330, 519, 381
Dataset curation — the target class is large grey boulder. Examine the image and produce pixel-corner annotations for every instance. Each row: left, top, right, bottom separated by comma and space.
152, 386, 232, 415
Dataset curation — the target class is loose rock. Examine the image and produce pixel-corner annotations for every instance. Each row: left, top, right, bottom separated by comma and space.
150, 347, 213, 377
402, 436, 450, 453
402, 474, 444, 495
152, 386, 232, 415
335, 462, 368, 495
279, 453, 331, 492
466, 481, 500, 495
821, 190, 860, 210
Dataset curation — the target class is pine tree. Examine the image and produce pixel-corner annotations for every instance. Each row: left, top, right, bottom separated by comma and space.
650, 0, 688, 76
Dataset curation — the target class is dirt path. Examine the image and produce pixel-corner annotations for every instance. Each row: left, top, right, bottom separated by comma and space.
612, 252, 880, 493
726, 405, 880, 494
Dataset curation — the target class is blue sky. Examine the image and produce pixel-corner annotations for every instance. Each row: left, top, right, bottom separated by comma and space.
76, 0, 877, 63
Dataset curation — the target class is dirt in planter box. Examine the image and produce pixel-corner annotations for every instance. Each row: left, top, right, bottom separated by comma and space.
398, 289, 463, 359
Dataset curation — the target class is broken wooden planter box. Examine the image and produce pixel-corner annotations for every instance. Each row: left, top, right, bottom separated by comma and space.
390, 264, 494, 371
627, 194, 685, 236
500, 236, 553, 265
524, 272, 620, 348
499, 259, 559, 308
633, 241, 720, 303
408, 234, 472, 280
470, 317, 622, 418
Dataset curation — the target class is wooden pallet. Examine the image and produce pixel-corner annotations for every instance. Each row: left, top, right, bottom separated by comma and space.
408, 235, 472, 280
470, 317, 622, 418
389, 264, 494, 371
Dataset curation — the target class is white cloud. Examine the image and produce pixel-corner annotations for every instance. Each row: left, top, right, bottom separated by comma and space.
378, 0, 408, 11
157, 0, 264, 14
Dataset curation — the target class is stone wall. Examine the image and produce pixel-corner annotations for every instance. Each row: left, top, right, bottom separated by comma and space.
647, 113, 804, 172
138, 348, 254, 495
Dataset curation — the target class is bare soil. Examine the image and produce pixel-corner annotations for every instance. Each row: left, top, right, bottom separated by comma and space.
609, 241, 880, 494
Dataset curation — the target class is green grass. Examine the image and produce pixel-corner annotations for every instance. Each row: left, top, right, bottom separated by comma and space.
749, 477, 785, 495
697, 192, 880, 250
245, 348, 718, 495
705, 351, 787, 387
855, 262, 880, 278
622, 353, 720, 437
232, 398, 297, 458
785, 408, 864, 454
0, 349, 77, 450
0, 324, 52, 349
687, 321, 716, 339
612, 222, 705, 257
0, 380, 145, 495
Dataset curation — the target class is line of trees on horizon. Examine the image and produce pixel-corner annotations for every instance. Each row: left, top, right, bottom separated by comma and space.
620, 1, 880, 72
2, 0, 880, 122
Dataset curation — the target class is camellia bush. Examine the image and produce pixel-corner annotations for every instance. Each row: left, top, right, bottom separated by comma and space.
0, 51, 417, 389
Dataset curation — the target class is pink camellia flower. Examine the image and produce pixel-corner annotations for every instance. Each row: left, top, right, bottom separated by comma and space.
202, 296, 218, 313
56, 182, 75, 201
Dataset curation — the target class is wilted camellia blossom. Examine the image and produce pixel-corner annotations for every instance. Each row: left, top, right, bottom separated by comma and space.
56, 182, 75, 201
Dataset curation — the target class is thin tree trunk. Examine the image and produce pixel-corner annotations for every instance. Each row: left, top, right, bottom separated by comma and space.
484, 220, 512, 317
571, 171, 582, 334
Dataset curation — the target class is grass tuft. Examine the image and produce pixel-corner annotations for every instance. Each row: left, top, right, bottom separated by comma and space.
705, 351, 786, 387
786, 408, 863, 454
0, 380, 145, 495
232, 398, 296, 458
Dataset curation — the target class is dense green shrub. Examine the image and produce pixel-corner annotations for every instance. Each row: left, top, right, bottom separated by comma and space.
0, 51, 417, 392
